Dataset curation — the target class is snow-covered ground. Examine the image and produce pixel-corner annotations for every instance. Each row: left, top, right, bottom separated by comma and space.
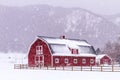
0, 52, 27, 69
0, 52, 119, 80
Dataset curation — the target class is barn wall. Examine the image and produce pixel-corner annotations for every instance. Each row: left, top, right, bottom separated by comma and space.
28, 38, 96, 67
28, 39, 52, 67
53, 56, 95, 66
100, 56, 111, 65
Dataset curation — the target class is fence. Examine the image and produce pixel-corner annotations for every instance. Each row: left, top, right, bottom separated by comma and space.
14, 64, 120, 72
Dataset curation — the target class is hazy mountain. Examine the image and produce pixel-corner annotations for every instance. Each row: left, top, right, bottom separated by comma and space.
104, 14, 120, 27
0, 5, 119, 53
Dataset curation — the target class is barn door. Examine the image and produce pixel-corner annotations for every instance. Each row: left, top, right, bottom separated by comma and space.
35, 55, 44, 67
103, 59, 108, 65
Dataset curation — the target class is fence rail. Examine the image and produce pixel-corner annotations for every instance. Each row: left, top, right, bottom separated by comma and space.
14, 64, 120, 72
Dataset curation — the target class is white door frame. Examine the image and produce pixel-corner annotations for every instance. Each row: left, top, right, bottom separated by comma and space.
35, 55, 44, 67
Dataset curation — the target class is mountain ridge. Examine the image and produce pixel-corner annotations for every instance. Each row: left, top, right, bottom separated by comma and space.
0, 5, 119, 53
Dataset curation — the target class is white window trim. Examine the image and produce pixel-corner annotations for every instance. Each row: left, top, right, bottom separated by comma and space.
65, 58, 69, 63
73, 59, 78, 64
90, 59, 94, 64
55, 58, 59, 63
36, 45, 43, 54
71, 49, 78, 54
82, 58, 86, 64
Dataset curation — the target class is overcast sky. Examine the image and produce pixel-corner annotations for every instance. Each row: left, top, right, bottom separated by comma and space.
0, 0, 120, 15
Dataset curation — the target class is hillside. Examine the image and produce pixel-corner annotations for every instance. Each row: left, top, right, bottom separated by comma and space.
0, 5, 119, 52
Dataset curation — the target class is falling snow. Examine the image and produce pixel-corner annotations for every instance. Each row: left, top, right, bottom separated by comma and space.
14, 38, 18, 42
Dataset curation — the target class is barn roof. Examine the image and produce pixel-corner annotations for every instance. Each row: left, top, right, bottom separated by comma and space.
96, 54, 112, 60
52, 53, 96, 57
38, 36, 96, 57
38, 36, 91, 47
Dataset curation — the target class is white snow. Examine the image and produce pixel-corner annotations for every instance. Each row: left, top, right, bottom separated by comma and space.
96, 54, 112, 64
24, 27, 28, 31
65, 9, 102, 34
0, 52, 119, 80
96, 54, 106, 60
53, 53, 96, 57
14, 38, 18, 42
41, 37, 95, 56
49, 10, 54, 16
1, 69, 120, 80
65, 10, 81, 33
5, 27, 9, 30
96, 54, 112, 60
42, 37, 91, 46
34, 6, 39, 11
50, 44, 70, 54
115, 17, 120, 23
0, 52, 27, 69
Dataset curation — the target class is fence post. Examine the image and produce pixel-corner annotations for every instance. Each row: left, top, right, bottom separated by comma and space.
112, 65, 114, 72
40, 65, 41, 69
47, 65, 48, 70
55, 66, 56, 70
25, 64, 26, 69
33, 66, 34, 69
22, 64, 24, 69
14, 64, 15, 69
63, 66, 64, 70
90, 66, 92, 71
21, 64, 22, 69
81, 66, 82, 71
101, 66, 102, 71
71, 66, 73, 71
26, 64, 28, 69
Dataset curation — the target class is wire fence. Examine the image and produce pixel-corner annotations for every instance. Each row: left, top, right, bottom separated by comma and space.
14, 64, 120, 72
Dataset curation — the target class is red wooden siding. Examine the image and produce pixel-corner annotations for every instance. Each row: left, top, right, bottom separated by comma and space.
28, 39, 52, 67
100, 56, 111, 65
71, 49, 78, 54
28, 37, 96, 67
53, 56, 95, 66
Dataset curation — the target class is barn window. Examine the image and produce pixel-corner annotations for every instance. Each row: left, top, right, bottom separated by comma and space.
50, 44, 69, 53
65, 58, 69, 63
104, 59, 108, 64
78, 46, 95, 54
82, 58, 86, 64
90, 59, 94, 64
36, 46, 43, 54
35, 56, 39, 61
73, 59, 77, 64
55, 58, 59, 63
71, 49, 78, 54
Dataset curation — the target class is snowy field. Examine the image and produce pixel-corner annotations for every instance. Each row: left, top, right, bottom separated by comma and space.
0, 52, 120, 80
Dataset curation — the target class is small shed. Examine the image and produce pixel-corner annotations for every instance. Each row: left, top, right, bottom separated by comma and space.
96, 54, 112, 66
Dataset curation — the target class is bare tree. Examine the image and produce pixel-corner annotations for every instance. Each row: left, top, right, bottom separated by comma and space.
103, 37, 120, 62
96, 48, 102, 55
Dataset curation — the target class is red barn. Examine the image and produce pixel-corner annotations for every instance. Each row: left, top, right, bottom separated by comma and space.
96, 54, 112, 66
28, 36, 96, 67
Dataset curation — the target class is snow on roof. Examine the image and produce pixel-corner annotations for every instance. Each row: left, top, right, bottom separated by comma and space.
38, 36, 91, 47
38, 36, 95, 57
96, 54, 112, 63
96, 54, 106, 60
96, 54, 111, 60
53, 53, 96, 57
49, 44, 96, 57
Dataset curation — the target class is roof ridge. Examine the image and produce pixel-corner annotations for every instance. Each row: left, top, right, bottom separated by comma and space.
37, 36, 57, 39
37, 35, 87, 42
